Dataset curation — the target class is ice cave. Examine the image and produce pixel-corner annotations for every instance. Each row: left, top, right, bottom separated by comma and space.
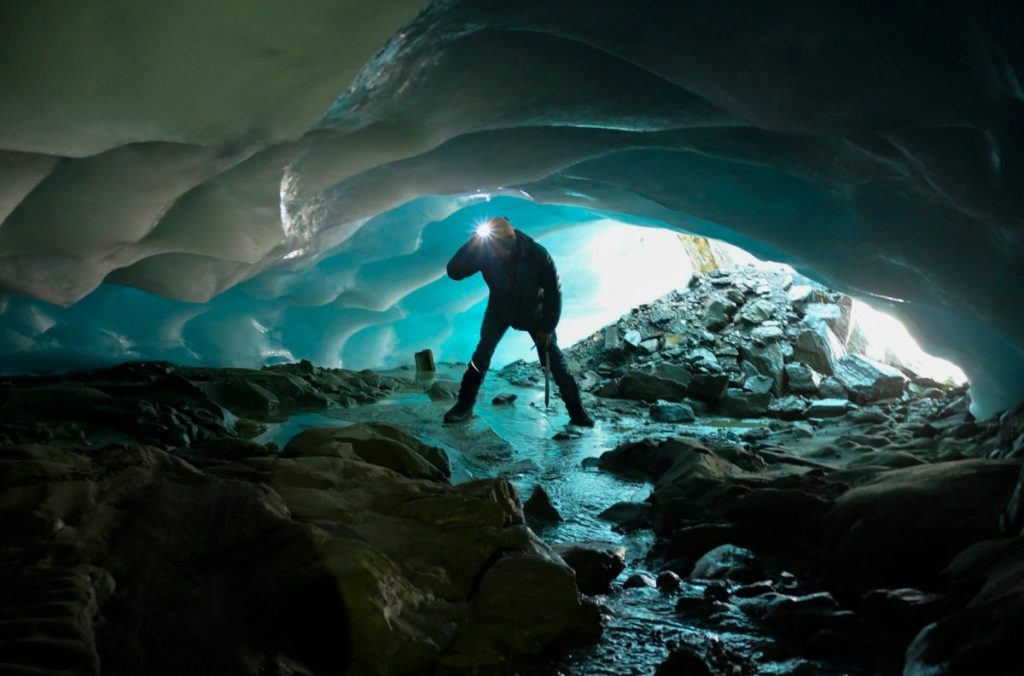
1, 2, 1023, 675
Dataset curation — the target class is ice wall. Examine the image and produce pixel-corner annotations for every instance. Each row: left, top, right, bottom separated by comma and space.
1, 1, 1022, 416
0, 197, 690, 373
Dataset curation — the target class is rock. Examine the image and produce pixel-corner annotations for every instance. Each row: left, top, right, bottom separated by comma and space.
618, 371, 687, 402
594, 380, 620, 398
653, 363, 693, 385
750, 324, 785, 342
553, 542, 626, 595
784, 362, 820, 395
623, 573, 657, 589
690, 545, 764, 583
743, 374, 775, 394
702, 296, 736, 331
738, 298, 776, 324
860, 588, 947, 662
426, 379, 460, 400
802, 302, 848, 340
824, 459, 1021, 589
788, 284, 828, 309
524, 485, 563, 526
623, 329, 643, 347
768, 395, 809, 420
804, 398, 853, 418
650, 401, 697, 423
283, 422, 451, 480
832, 354, 907, 404
656, 570, 682, 591
818, 377, 848, 399
686, 347, 721, 370
491, 392, 518, 405
792, 319, 845, 376
903, 538, 1024, 675
639, 338, 660, 353
740, 342, 785, 391
656, 638, 754, 676
598, 501, 654, 530
687, 373, 730, 402
667, 523, 740, 562
718, 388, 771, 417
655, 644, 714, 676
649, 306, 677, 324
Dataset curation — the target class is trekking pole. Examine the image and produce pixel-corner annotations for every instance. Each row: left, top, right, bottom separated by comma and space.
543, 344, 551, 408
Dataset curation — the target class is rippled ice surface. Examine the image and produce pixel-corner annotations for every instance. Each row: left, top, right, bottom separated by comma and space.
260, 368, 873, 675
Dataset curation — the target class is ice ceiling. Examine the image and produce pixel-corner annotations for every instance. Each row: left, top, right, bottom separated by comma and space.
0, 1, 1022, 417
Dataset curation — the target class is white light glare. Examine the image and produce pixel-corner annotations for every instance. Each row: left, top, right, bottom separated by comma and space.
475, 222, 493, 238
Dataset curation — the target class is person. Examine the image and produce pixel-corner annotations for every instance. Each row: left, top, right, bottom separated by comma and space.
443, 216, 594, 426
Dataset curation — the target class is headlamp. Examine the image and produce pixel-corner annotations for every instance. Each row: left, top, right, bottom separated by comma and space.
475, 222, 493, 239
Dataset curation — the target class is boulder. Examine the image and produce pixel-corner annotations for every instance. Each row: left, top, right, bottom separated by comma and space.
687, 373, 730, 402
719, 388, 771, 418
491, 392, 518, 405
653, 363, 693, 386
623, 329, 643, 347
768, 395, 809, 420
427, 379, 460, 400
740, 342, 785, 391
737, 298, 777, 325
804, 398, 853, 418
656, 571, 682, 591
524, 485, 563, 526
750, 324, 785, 343
818, 377, 848, 399
690, 544, 764, 583
624, 573, 657, 589
832, 354, 907, 404
553, 542, 626, 595
598, 501, 653, 530
702, 296, 736, 331
792, 319, 845, 376
618, 371, 687, 403
650, 401, 696, 423
743, 375, 775, 395
686, 347, 721, 371
802, 302, 850, 341
824, 460, 1021, 589
784, 362, 820, 395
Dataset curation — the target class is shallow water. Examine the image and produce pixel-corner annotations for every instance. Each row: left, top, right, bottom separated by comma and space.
260, 368, 874, 675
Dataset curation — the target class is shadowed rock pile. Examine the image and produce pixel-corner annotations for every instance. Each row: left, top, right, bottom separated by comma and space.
0, 421, 600, 675
0, 360, 404, 450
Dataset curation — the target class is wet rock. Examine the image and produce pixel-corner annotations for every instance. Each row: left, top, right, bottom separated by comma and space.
805, 398, 854, 418
757, 592, 857, 647
832, 354, 907, 404
667, 523, 740, 563
656, 638, 754, 676
491, 392, 517, 405
524, 485, 563, 526
904, 537, 1024, 675
686, 347, 721, 371
618, 371, 687, 403
283, 422, 451, 481
690, 545, 764, 583
702, 296, 736, 331
733, 581, 775, 598
824, 459, 1021, 589
802, 302, 849, 340
650, 401, 696, 423
598, 501, 653, 530
860, 588, 946, 662
553, 542, 626, 595
655, 644, 714, 676
426, 379, 460, 400
623, 573, 657, 589
718, 388, 771, 418
594, 380, 620, 398
687, 373, 730, 402
656, 570, 682, 591
750, 323, 785, 343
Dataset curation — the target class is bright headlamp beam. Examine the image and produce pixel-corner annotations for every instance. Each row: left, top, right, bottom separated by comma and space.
475, 222, 492, 238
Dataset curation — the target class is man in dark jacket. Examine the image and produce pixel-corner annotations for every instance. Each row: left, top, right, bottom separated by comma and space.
443, 216, 594, 426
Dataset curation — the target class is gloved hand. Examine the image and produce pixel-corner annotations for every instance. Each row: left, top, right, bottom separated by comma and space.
533, 332, 552, 349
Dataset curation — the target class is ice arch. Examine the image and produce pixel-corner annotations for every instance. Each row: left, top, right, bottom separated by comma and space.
0, 0, 1022, 416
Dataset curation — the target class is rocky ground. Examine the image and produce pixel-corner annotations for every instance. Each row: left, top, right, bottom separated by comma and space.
2, 266, 1024, 675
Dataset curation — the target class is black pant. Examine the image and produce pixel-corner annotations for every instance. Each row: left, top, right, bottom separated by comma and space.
468, 308, 582, 405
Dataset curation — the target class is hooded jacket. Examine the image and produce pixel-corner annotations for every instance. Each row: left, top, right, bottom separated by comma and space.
446, 229, 562, 333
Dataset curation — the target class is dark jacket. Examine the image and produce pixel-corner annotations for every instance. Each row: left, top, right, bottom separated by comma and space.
447, 229, 562, 333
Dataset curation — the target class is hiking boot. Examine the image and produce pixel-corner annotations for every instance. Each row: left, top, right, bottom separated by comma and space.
568, 411, 595, 427
443, 366, 483, 424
